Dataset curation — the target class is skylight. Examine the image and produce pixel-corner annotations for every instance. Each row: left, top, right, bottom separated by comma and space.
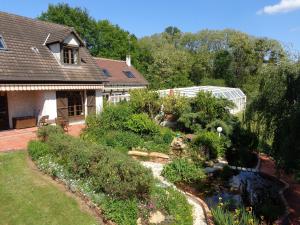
0, 36, 6, 50
123, 71, 135, 78
102, 69, 111, 77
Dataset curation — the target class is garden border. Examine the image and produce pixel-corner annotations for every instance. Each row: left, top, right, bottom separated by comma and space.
28, 155, 116, 225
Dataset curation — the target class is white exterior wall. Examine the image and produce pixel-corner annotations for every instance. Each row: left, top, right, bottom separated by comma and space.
7, 91, 37, 128
95, 90, 104, 113
64, 34, 80, 46
37, 91, 57, 121
7, 91, 57, 128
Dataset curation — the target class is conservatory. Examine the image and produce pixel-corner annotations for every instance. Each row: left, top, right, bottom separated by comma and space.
158, 86, 246, 114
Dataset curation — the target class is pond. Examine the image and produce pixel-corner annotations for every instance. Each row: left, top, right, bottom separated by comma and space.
204, 170, 286, 223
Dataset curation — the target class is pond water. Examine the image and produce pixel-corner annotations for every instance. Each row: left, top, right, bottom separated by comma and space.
205, 171, 285, 221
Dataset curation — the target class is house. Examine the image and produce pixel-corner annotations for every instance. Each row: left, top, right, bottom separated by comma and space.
94, 57, 148, 103
0, 12, 147, 130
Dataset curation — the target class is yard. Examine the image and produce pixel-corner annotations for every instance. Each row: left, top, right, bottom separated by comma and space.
0, 151, 99, 225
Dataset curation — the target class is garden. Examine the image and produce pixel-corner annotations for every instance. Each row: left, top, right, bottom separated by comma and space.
29, 89, 286, 225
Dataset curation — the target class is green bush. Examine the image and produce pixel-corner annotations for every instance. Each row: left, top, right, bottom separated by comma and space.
151, 186, 193, 225
28, 140, 50, 161
37, 125, 64, 142
89, 150, 154, 199
98, 130, 143, 152
100, 197, 138, 225
41, 131, 155, 199
125, 113, 160, 135
162, 158, 206, 184
161, 95, 191, 118
193, 131, 225, 159
98, 102, 134, 131
129, 89, 161, 118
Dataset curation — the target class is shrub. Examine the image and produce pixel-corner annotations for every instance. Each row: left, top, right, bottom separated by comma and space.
162, 158, 206, 184
37, 125, 64, 142
100, 197, 138, 225
28, 140, 50, 161
125, 113, 160, 135
99, 130, 143, 152
129, 89, 161, 118
161, 95, 191, 118
89, 150, 154, 199
98, 102, 134, 131
151, 186, 193, 225
206, 119, 233, 136
193, 131, 225, 159
42, 131, 155, 199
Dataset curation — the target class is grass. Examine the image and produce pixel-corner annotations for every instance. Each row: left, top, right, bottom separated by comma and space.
0, 151, 98, 225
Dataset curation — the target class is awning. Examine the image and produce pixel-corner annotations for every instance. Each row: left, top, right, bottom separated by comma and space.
0, 84, 104, 91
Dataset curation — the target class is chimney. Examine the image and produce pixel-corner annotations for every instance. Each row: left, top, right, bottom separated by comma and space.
126, 55, 131, 67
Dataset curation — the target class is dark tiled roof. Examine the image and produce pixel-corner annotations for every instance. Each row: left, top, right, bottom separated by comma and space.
0, 11, 105, 83
94, 58, 148, 86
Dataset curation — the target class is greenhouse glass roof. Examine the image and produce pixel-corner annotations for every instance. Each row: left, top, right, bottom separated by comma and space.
158, 86, 247, 113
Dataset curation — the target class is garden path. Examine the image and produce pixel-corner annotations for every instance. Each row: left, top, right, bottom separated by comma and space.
141, 161, 207, 225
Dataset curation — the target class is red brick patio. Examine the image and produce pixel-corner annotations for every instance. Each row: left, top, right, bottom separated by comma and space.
0, 124, 85, 152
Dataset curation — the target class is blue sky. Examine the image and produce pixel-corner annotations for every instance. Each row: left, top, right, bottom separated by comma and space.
2, 0, 300, 50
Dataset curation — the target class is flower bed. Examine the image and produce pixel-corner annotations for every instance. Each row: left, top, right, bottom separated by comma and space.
28, 126, 193, 225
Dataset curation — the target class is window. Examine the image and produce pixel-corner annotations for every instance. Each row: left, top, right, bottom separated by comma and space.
63, 46, 79, 65
102, 69, 111, 77
123, 70, 135, 78
0, 36, 6, 50
67, 91, 84, 117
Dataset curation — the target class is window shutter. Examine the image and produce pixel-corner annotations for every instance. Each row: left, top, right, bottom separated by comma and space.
86, 90, 96, 114
56, 91, 69, 120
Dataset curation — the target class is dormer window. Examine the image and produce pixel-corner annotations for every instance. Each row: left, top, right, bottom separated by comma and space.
62, 46, 79, 65
0, 36, 7, 50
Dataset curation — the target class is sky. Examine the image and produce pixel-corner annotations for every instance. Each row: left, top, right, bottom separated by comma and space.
1, 0, 300, 51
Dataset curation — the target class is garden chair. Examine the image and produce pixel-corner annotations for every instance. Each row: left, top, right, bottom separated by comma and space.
55, 117, 69, 132
38, 115, 49, 127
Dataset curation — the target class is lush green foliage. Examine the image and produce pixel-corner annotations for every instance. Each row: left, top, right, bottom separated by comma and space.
246, 63, 300, 172
83, 94, 175, 153
162, 159, 206, 184
100, 197, 138, 225
193, 131, 226, 159
0, 152, 98, 225
29, 128, 193, 225
129, 89, 161, 118
125, 113, 160, 135
161, 95, 191, 118
39, 3, 288, 99
28, 140, 50, 161
212, 205, 259, 225
37, 125, 64, 141
31, 130, 154, 199
150, 186, 193, 225
178, 92, 234, 132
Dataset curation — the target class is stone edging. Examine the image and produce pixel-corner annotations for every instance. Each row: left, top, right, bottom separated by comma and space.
184, 192, 214, 225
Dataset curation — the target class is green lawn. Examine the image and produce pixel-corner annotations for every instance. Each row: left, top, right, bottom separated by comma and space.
0, 151, 98, 225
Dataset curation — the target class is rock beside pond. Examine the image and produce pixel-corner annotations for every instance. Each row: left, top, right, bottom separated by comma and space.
149, 211, 165, 224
